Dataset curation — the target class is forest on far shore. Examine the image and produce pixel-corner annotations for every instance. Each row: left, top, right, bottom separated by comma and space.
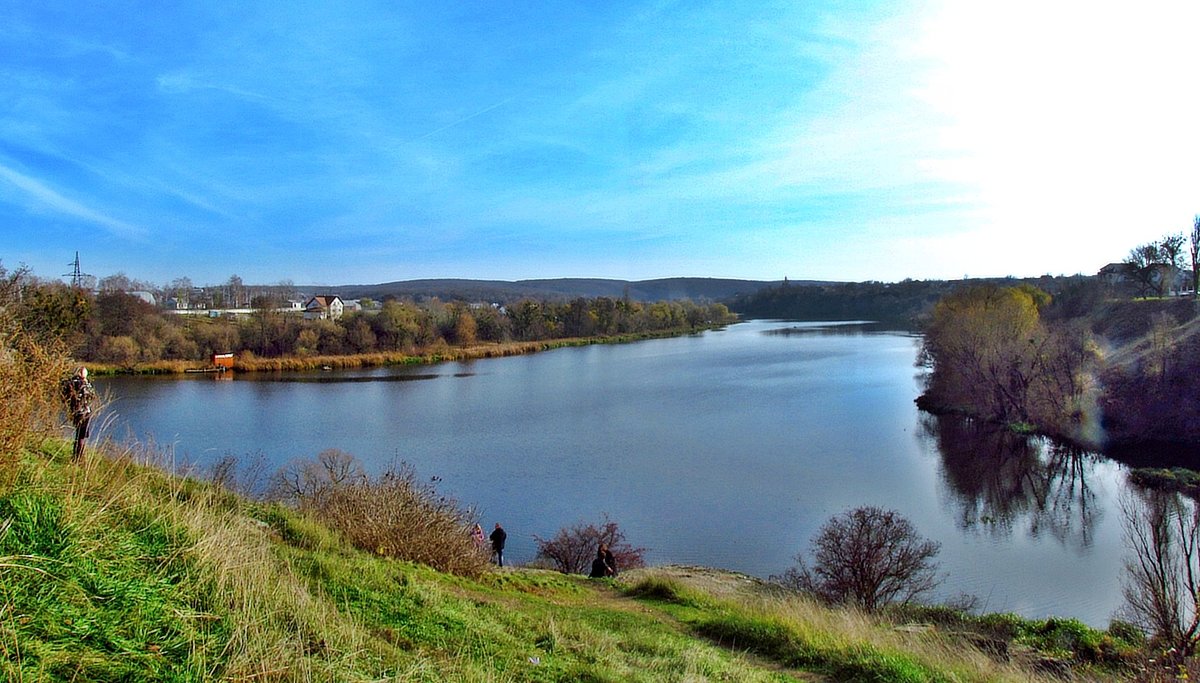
5, 264, 735, 370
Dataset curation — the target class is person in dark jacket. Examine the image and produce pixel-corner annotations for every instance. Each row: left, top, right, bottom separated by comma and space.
589, 544, 616, 578
61, 366, 95, 461
489, 522, 507, 567
602, 543, 617, 577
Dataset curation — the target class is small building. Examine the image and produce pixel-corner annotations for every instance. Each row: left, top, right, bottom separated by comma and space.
304, 295, 344, 321
130, 290, 157, 306
1097, 262, 1134, 284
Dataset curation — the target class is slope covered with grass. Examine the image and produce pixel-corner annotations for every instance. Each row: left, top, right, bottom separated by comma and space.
0, 439, 1143, 682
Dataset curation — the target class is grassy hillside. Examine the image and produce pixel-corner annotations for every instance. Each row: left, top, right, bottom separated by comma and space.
0, 439, 1142, 682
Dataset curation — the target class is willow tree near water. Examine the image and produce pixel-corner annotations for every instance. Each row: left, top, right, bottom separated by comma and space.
920, 284, 1097, 437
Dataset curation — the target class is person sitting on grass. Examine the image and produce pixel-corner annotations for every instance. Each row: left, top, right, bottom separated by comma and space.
589, 544, 616, 578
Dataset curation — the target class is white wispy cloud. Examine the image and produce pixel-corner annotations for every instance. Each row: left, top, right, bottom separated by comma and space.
0, 164, 144, 238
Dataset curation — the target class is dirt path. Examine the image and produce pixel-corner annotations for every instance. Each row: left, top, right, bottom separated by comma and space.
612, 565, 829, 682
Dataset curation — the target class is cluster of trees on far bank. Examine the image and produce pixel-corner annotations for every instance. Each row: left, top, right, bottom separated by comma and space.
728, 275, 1093, 326
918, 219, 1200, 449
917, 283, 1099, 439
919, 280, 1200, 448
5, 265, 735, 369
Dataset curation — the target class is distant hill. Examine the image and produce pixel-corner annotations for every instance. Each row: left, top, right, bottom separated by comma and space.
308, 277, 816, 304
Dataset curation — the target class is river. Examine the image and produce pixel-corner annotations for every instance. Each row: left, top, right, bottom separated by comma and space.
94, 320, 1132, 626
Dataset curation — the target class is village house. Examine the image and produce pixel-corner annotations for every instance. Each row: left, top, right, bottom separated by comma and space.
303, 295, 344, 321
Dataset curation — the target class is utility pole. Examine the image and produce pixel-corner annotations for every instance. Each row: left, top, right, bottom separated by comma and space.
63, 251, 92, 289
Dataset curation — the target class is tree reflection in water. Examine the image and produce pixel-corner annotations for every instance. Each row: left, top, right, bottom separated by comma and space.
921, 414, 1101, 548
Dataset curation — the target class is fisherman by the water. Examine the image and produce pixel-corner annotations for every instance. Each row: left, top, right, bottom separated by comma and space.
61, 366, 95, 461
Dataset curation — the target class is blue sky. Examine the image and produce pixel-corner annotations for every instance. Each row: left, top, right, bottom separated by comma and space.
2, 1, 1198, 287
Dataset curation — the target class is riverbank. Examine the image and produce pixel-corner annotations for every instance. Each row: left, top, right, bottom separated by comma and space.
0, 438, 1147, 681
920, 292, 1200, 454
83, 327, 721, 376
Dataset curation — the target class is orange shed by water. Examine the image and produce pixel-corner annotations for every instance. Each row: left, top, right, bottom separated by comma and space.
212, 353, 234, 369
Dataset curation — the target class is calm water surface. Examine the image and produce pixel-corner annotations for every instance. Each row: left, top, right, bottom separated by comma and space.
95, 320, 1130, 626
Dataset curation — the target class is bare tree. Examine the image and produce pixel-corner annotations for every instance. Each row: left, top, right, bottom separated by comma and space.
269, 448, 367, 504
1190, 215, 1199, 298
1126, 243, 1165, 298
1160, 233, 1187, 296
534, 514, 646, 575
98, 272, 132, 293
1120, 490, 1200, 660
775, 506, 942, 611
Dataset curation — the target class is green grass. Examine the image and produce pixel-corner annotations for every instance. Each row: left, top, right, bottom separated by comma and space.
0, 439, 1141, 681
1129, 466, 1200, 497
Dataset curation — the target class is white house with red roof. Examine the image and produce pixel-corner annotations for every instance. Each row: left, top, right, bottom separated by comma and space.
303, 295, 344, 321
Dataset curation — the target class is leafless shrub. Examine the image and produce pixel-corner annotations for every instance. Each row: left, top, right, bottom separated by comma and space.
269, 448, 367, 504
271, 451, 488, 577
533, 514, 646, 574
774, 506, 942, 611
208, 451, 270, 496
1120, 490, 1200, 661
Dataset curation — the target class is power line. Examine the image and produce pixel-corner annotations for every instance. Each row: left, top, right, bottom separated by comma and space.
63, 251, 92, 288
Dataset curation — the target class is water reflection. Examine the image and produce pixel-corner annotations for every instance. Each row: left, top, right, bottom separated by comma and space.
243, 373, 441, 384
923, 414, 1102, 548
762, 321, 917, 337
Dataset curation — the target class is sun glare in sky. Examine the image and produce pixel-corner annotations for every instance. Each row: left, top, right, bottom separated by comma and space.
1, 1, 1196, 285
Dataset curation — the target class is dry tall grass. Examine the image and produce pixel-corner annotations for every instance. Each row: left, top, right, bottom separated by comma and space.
13, 440, 408, 680
0, 331, 71, 456
628, 570, 1092, 682
0, 267, 73, 455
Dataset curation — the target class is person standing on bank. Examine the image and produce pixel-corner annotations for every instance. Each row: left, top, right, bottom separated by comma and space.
62, 366, 95, 461
471, 523, 486, 550
489, 522, 507, 567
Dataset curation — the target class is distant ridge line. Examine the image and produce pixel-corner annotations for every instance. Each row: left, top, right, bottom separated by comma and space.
304, 277, 834, 303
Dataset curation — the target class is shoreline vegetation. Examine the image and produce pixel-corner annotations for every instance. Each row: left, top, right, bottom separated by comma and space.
81, 326, 722, 375
914, 283, 1200, 501
916, 283, 1200, 451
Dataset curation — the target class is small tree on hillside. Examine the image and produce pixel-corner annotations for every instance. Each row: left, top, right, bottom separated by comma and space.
534, 515, 646, 575
1190, 215, 1199, 298
1126, 242, 1165, 298
1126, 234, 1186, 298
775, 506, 942, 611
1159, 233, 1187, 296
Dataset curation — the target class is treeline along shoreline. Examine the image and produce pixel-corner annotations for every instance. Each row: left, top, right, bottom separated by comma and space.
10, 273, 736, 374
